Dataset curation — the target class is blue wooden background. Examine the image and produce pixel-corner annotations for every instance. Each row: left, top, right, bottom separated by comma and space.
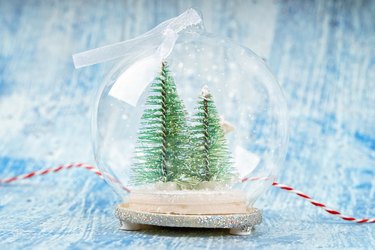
1, 0, 375, 249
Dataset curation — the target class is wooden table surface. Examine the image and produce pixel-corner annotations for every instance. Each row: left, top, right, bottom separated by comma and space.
1, 0, 374, 249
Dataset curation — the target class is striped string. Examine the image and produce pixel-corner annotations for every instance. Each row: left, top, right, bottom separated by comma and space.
0, 163, 374, 223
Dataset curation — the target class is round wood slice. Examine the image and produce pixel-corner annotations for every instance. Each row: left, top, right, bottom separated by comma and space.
127, 189, 248, 215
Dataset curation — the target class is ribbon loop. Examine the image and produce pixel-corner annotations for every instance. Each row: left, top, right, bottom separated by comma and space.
72, 8, 202, 69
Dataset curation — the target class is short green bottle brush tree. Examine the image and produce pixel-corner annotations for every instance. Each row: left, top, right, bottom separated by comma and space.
190, 86, 235, 182
131, 62, 191, 185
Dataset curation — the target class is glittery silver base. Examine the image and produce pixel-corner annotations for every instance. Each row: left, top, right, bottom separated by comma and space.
115, 203, 262, 235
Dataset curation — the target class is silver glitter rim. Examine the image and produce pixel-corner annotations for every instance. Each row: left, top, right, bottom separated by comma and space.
115, 204, 262, 229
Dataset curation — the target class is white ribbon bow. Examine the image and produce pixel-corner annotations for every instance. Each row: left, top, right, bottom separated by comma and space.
72, 8, 203, 106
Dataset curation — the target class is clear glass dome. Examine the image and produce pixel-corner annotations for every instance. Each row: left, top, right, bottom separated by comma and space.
92, 10, 288, 208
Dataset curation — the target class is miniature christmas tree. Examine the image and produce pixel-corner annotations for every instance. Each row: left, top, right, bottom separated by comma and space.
191, 86, 234, 182
131, 62, 191, 185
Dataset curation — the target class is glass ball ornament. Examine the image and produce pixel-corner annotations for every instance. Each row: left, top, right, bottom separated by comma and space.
91, 9, 288, 214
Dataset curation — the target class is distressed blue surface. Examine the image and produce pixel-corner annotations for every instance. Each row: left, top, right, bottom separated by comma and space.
1, 0, 375, 249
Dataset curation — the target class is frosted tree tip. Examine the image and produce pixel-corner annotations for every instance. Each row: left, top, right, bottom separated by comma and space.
201, 85, 211, 99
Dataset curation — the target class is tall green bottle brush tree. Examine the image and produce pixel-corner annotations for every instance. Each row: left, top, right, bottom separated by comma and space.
131, 62, 191, 185
131, 62, 235, 187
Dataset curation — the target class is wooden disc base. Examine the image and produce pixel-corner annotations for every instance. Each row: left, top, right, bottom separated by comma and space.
115, 203, 262, 236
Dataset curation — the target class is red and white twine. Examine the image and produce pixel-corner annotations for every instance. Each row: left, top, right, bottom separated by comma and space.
270, 182, 375, 223
0, 163, 102, 183
0, 163, 374, 224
